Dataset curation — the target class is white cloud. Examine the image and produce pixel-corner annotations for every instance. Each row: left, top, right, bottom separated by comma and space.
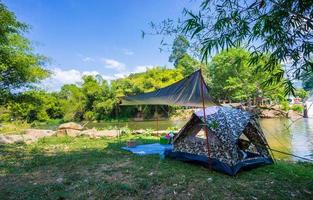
41, 68, 115, 91
82, 57, 95, 62
50, 68, 82, 84
112, 65, 155, 78
113, 73, 128, 79
102, 58, 126, 71
133, 65, 154, 73
40, 64, 156, 91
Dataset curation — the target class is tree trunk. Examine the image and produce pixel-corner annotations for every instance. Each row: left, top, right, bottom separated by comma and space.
303, 104, 308, 118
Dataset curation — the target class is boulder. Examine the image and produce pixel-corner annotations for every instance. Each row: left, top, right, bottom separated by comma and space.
57, 122, 83, 136
24, 129, 56, 143
0, 129, 56, 144
80, 128, 98, 138
64, 129, 81, 137
96, 130, 119, 138
80, 129, 119, 138
24, 129, 55, 137
58, 122, 83, 130
0, 135, 24, 144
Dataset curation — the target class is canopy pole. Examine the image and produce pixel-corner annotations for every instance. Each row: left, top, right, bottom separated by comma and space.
200, 69, 211, 170
116, 103, 120, 138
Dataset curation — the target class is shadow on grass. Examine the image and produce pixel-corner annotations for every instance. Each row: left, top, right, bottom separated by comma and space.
0, 136, 159, 174
0, 136, 312, 200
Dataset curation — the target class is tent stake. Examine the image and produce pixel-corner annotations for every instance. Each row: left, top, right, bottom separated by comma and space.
200, 69, 212, 170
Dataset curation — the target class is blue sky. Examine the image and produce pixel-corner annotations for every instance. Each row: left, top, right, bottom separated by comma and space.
4, 0, 196, 90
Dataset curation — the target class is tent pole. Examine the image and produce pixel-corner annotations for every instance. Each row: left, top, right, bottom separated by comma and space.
156, 106, 159, 135
200, 69, 212, 170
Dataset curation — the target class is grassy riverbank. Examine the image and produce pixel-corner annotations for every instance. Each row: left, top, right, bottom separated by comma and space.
0, 135, 312, 199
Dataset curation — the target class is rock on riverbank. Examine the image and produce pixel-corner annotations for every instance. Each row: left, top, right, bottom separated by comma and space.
0, 129, 55, 144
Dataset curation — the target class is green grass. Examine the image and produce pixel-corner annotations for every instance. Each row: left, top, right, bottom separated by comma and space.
0, 135, 312, 200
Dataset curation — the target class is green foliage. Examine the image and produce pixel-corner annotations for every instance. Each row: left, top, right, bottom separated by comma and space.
112, 67, 184, 96
1, 67, 186, 123
169, 35, 205, 77
59, 84, 86, 121
0, 120, 30, 135
179, 0, 313, 95
0, 3, 49, 104
280, 101, 290, 112
83, 111, 96, 121
175, 54, 204, 76
8, 90, 63, 122
207, 48, 285, 102
169, 35, 190, 65
58, 75, 118, 122
295, 89, 309, 99
166, 126, 179, 132
0, 106, 11, 121
291, 104, 304, 113
119, 126, 133, 136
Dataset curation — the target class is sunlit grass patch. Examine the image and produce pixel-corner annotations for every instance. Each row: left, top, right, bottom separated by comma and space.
0, 135, 312, 199
0, 121, 30, 135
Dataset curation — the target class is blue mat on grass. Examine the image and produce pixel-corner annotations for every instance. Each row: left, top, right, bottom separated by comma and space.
122, 143, 173, 155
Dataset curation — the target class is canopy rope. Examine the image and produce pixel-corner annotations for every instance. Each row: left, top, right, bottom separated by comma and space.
257, 124, 313, 162
269, 148, 313, 163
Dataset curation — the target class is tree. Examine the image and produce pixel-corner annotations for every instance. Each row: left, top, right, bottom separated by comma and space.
58, 75, 118, 121
169, 35, 190, 65
169, 35, 207, 76
0, 2, 49, 103
163, 0, 313, 95
175, 54, 205, 76
59, 84, 86, 121
83, 76, 116, 120
207, 48, 285, 102
8, 90, 63, 122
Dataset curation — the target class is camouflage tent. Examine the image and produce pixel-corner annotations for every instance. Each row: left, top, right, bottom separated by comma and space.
165, 106, 273, 175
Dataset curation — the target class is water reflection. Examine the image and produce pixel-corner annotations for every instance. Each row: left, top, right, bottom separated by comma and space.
291, 118, 313, 160
260, 118, 292, 160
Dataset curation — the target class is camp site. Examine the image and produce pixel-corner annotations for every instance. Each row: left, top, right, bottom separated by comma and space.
1, 0, 313, 199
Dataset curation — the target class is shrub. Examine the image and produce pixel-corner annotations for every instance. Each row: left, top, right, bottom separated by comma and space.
166, 126, 179, 131
144, 128, 154, 135
84, 111, 96, 121
291, 104, 303, 113
280, 101, 290, 111
120, 126, 133, 136
0, 121, 30, 135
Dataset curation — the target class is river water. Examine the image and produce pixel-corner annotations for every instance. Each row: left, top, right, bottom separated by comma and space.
86, 118, 313, 161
